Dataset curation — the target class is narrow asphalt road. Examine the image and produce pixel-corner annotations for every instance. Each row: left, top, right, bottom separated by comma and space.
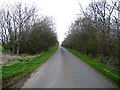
22, 47, 116, 88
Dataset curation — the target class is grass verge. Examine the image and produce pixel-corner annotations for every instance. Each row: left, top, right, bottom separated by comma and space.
0, 45, 4, 53
2, 46, 58, 81
66, 48, 120, 87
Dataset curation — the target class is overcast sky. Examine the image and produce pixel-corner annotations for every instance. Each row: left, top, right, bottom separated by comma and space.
0, 0, 91, 44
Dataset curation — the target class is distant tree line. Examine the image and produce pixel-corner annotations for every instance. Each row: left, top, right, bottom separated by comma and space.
62, 0, 120, 70
0, 3, 58, 54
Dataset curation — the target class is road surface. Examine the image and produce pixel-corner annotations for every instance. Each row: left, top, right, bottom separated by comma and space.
22, 47, 116, 88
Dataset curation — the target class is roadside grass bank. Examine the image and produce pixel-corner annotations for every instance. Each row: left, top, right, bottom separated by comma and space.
2, 46, 58, 88
66, 48, 120, 87
0, 45, 2, 86
0, 45, 3, 53
0, 45, 2, 53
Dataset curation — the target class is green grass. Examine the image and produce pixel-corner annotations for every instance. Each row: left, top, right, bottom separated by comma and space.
0, 45, 2, 80
0, 45, 3, 53
66, 48, 120, 86
2, 46, 58, 80
0, 66, 2, 80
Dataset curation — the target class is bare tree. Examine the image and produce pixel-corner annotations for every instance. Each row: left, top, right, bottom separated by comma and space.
0, 3, 58, 55
62, 0, 120, 69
